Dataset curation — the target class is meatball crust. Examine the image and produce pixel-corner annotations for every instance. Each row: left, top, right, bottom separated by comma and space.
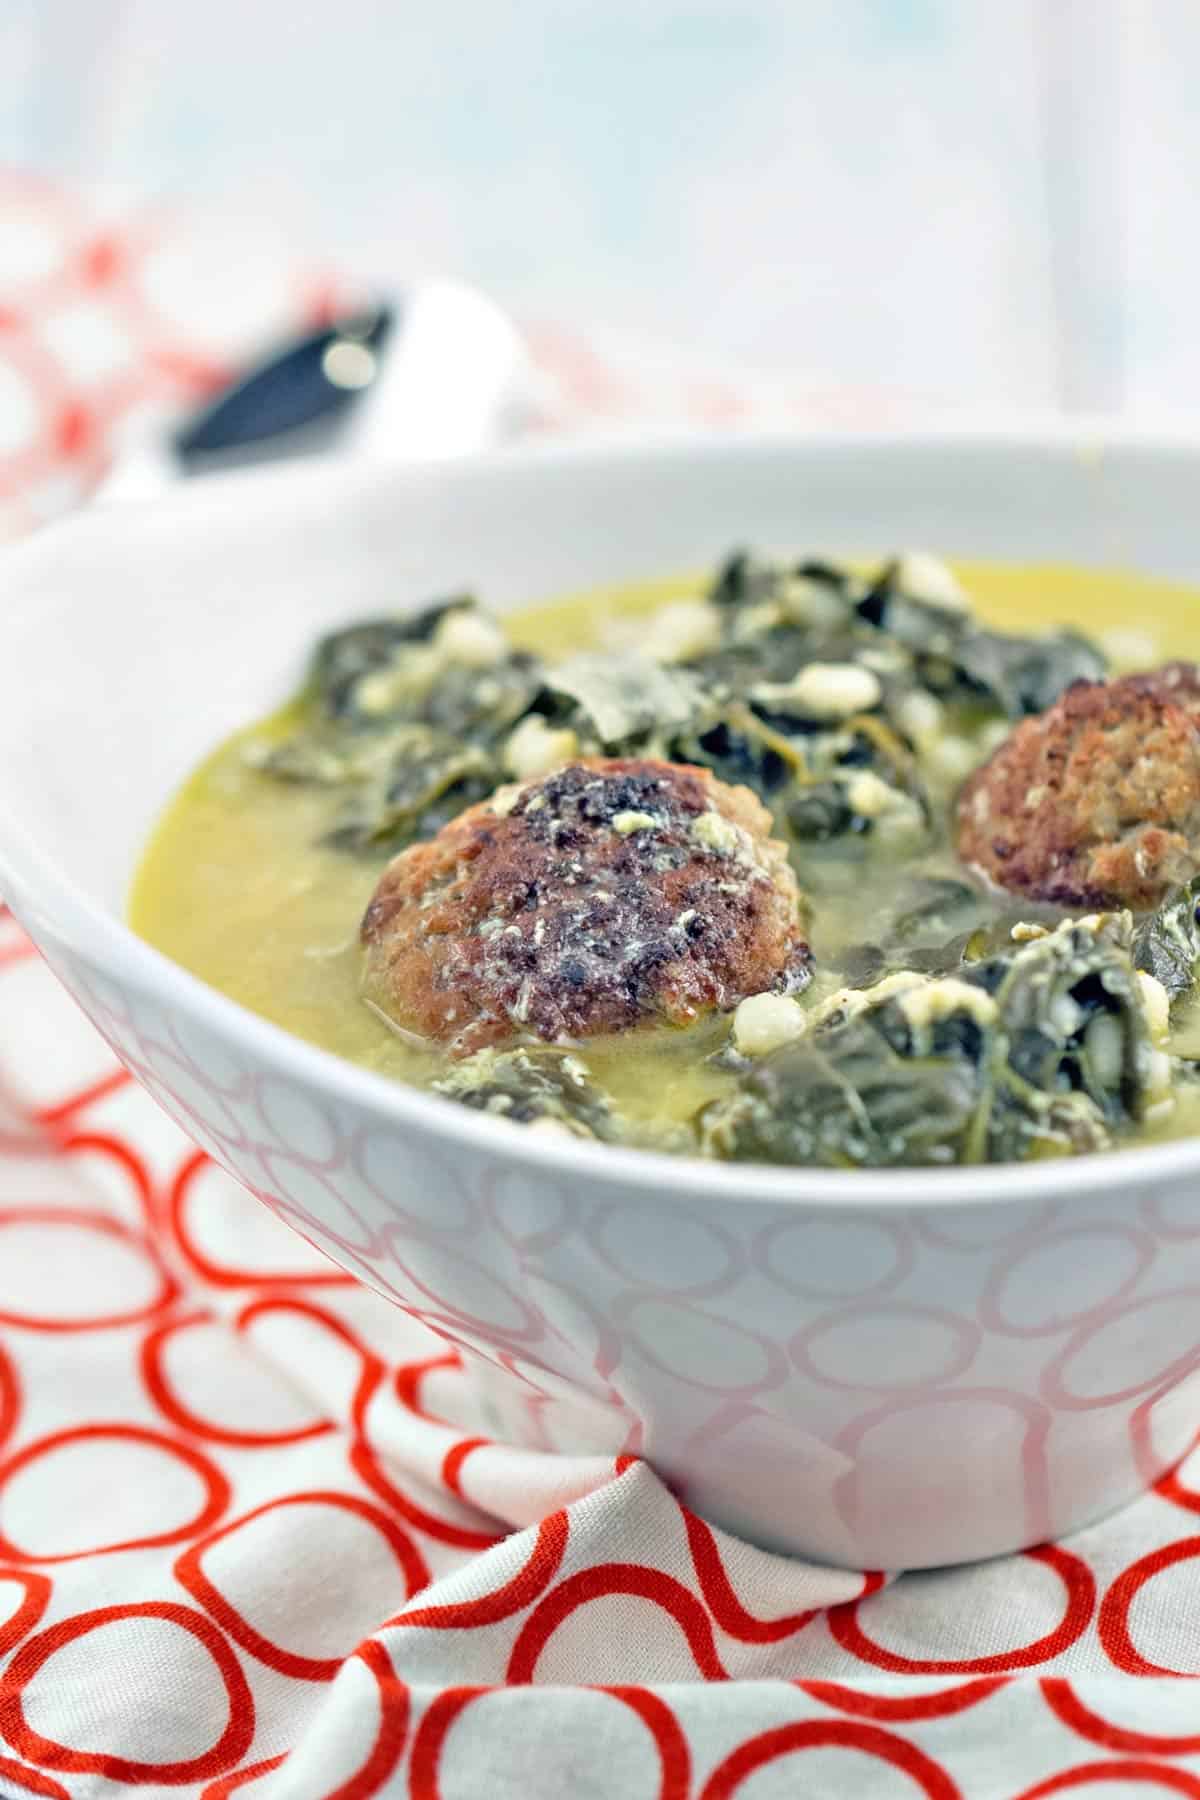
361, 757, 810, 1054
956, 664, 1200, 910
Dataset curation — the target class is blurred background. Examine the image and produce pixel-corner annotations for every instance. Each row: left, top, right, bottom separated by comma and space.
0, 0, 1194, 437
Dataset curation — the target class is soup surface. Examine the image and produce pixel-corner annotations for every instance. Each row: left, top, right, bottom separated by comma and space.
132, 554, 1200, 1164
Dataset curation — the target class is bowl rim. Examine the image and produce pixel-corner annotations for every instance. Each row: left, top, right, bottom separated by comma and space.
6, 423, 1200, 1213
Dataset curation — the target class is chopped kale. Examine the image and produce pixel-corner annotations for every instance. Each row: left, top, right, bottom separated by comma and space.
888, 877, 990, 942
682, 716, 797, 796
986, 918, 1149, 1134
795, 558, 859, 592
707, 550, 776, 611
700, 916, 1155, 1167
433, 1046, 615, 1139
952, 626, 1106, 718
785, 781, 857, 842
856, 561, 1106, 718
856, 568, 962, 645
686, 624, 840, 693
829, 879, 1003, 986
247, 599, 544, 851
323, 731, 496, 852
311, 597, 476, 724
420, 654, 543, 740
537, 652, 714, 750
1134, 877, 1200, 1004
700, 1010, 980, 1166
244, 546, 1193, 1168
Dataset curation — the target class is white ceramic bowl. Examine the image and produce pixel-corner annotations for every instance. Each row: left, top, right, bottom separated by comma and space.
4, 433, 1200, 1571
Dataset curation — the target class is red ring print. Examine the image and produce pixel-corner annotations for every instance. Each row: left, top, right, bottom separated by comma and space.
175, 1491, 429, 1680
169, 1150, 352, 1288
603, 1689, 692, 1800
0, 1208, 177, 1331
350, 1421, 504, 1555
0, 936, 36, 974
407, 1687, 487, 1800
236, 1301, 498, 1551
31, 1072, 132, 1130
140, 1312, 335, 1448
396, 1511, 568, 1631
1014, 1765, 1200, 1798
0, 1571, 52, 1658
34, 1070, 133, 1132
1155, 1446, 1200, 1516
323, 1640, 410, 1800
200, 1756, 288, 1800
408, 1685, 691, 1800
0, 1343, 19, 1453
0, 1601, 255, 1784
800, 1677, 1008, 1722
394, 1353, 462, 1424
441, 1437, 490, 1499
0, 1424, 230, 1563
828, 1544, 1095, 1673
698, 1720, 962, 1800
1099, 1535, 1200, 1675
1041, 1676, 1200, 1754
0, 317, 76, 496
507, 1565, 727, 1683
681, 1506, 822, 1643
0, 1757, 70, 1799
56, 1130, 154, 1226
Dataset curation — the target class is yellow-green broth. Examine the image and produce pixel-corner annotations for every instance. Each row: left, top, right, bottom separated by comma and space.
130, 561, 1200, 1150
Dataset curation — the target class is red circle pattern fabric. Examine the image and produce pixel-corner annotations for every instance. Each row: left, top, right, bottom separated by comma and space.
4, 172, 1200, 1797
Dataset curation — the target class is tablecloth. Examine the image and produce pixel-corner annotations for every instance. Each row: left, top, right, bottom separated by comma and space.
3, 170, 1200, 1800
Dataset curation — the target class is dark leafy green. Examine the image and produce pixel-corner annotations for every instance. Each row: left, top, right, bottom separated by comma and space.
323, 732, 496, 852
248, 598, 543, 851
433, 1046, 616, 1139
536, 653, 714, 749
888, 877, 991, 942
311, 598, 474, 724
700, 917, 1155, 1167
700, 1011, 982, 1166
1134, 877, 1200, 1004
856, 562, 1106, 718
952, 626, 1106, 718
241, 546, 1187, 1168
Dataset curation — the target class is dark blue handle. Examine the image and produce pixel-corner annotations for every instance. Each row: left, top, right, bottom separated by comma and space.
172, 305, 396, 461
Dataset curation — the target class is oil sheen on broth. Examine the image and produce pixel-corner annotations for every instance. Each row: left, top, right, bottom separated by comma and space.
130, 558, 1200, 1162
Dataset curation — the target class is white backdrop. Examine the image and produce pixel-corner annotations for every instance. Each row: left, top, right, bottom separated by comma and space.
1, 0, 1196, 417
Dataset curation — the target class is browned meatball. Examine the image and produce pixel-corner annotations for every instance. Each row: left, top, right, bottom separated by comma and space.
957, 664, 1200, 910
361, 757, 810, 1054
1124, 660, 1200, 719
